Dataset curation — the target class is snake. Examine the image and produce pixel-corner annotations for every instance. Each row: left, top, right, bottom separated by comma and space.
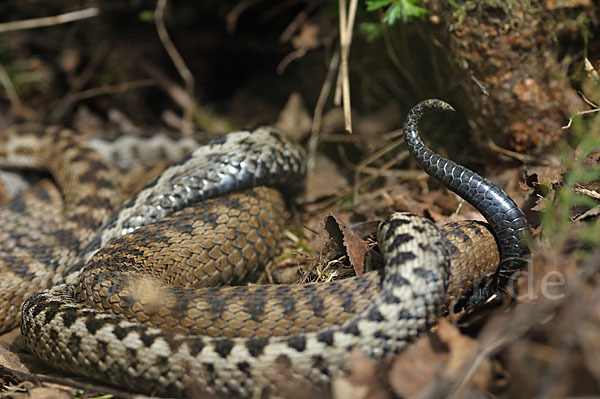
0, 99, 529, 397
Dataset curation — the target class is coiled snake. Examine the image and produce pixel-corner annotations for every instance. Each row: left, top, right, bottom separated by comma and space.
0, 100, 529, 397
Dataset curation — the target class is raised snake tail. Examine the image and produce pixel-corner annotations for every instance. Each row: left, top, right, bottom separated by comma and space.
403, 99, 531, 275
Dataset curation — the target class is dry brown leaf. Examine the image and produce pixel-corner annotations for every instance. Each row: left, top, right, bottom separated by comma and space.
303, 155, 349, 201
525, 166, 564, 188
437, 319, 493, 391
0, 343, 28, 374
332, 350, 390, 399
0, 327, 21, 346
320, 213, 379, 276
578, 298, 600, 383
275, 92, 311, 141
388, 335, 446, 398
292, 22, 321, 51
334, 214, 369, 275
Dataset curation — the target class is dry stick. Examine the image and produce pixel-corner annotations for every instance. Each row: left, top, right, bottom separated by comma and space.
350, 133, 407, 203
49, 44, 112, 122
335, 0, 347, 109
487, 138, 537, 163
279, 2, 314, 42
352, 150, 412, 204
0, 365, 138, 399
49, 80, 155, 121
226, 0, 261, 34
0, 7, 99, 33
336, 0, 358, 133
307, 48, 340, 188
562, 90, 600, 129
140, 61, 231, 135
154, 0, 194, 136
0, 65, 22, 109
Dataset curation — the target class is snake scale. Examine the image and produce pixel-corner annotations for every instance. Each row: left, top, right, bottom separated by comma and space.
0, 99, 529, 397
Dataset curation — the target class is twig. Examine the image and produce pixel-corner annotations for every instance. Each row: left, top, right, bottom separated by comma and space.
562, 90, 599, 129
0, 65, 20, 106
0, 7, 99, 33
352, 150, 413, 204
0, 65, 36, 119
307, 48, 340, 187
487, 138, 537, 163
336, 0, 358, 133
226, 0, 262, 34
140, 60, 232, 134
154, 0, 194, 136
349, 133, 408, 203
49, 79, 155, 121
279, 2, 318, 42
0, 365, 140, 399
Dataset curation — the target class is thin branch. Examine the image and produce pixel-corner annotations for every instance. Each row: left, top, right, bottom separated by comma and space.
226, 0, 262, 34
154, 0, 194, 136
487, 138, 537, 163
0, 64, 37, 119
0, 65, 21, 107
307, 48, 340, 186
0, 7, 99, 33
50, 79, 155, 121
0, 365, 139, 399
337, 0, 355, 133
139, 60, 232, 134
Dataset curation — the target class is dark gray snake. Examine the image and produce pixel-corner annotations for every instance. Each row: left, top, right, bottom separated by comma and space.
4, 99, 530, 397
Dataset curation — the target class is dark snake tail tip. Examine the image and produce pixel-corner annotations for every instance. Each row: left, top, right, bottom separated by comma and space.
408, 99, 456, 116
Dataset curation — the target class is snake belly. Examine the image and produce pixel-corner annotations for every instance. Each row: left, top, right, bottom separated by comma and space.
14, 100, 529, 397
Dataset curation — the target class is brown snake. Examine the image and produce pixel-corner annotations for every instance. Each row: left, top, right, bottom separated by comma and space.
0, 100, 528, 397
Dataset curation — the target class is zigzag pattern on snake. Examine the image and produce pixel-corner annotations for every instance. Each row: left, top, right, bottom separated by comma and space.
0, 100, 529, 397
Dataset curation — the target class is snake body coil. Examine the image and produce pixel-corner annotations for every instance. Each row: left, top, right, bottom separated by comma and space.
8, 100, 529, 397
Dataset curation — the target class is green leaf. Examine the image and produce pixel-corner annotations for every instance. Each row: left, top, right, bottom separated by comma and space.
139, 10, 154, 22
359, 22, 383, 41
365, 0, 394, 12
366, 0, 429, 25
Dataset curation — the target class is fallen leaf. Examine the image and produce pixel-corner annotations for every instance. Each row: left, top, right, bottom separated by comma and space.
437, 319, 493, 391
303, 155, 349, 202
0, 343, 29, 374
388, 335, 446, 398
333, 349, 390, 399
319, 213, 380, 276
275, 92, 311, 141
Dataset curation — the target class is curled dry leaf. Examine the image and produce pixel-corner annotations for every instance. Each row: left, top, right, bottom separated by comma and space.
319, 213, 380, 276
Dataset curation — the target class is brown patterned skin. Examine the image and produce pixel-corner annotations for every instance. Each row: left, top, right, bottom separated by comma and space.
0, 125, 122, 331
440, 221, 499, 304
